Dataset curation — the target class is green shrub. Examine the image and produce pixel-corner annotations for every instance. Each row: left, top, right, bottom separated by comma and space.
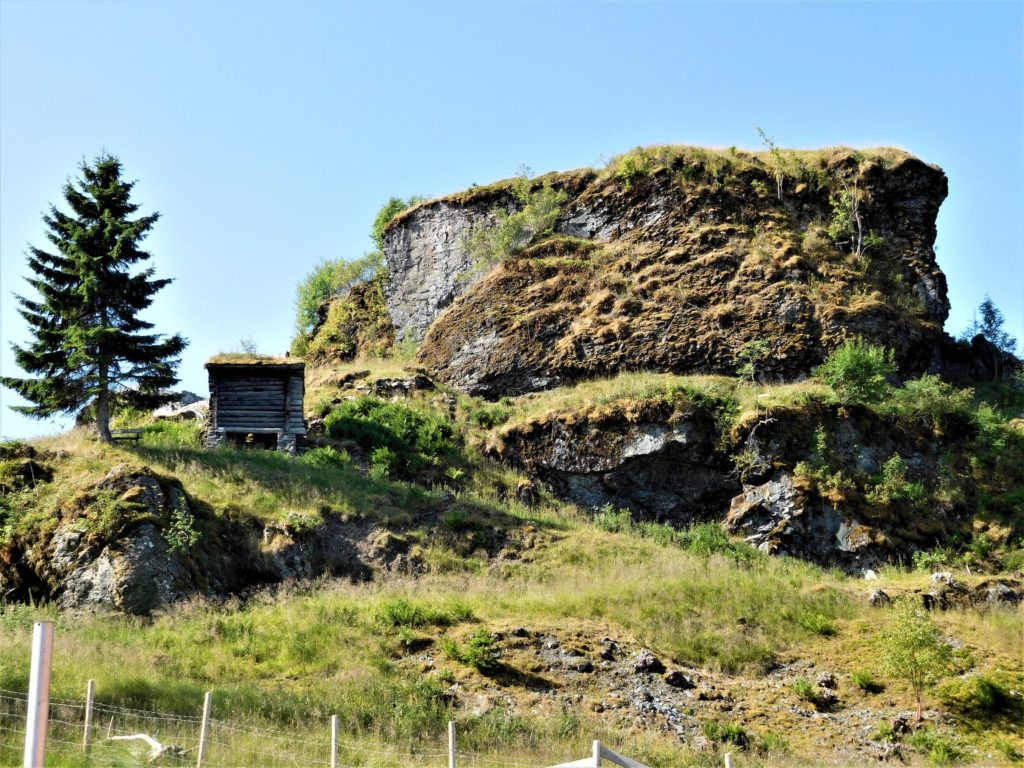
736, 339, 771, 383
905, 729, 966, 765
372, 196, 425, 252
867, 455, 927, 511
702, 720, 750, 749
300, 446, 351, 470
462, 173, 567, 272
937, 673, 1019, 719
142, 420, 202, 449
757, 731, 790, 755
851, 670, 884, 694
462, 628, 502, 673
815, 339, 896, 405
374, 597, 473, 629
794, 426, 857, 508
469, 403, 512, 429
164, 492, 200, 554
884, 375, 975, 430
370, 446, 400, 479
292, 251, 384, 344
615, 147, 657, 189
912, 547, 956, 572
325, 397, 455, 479
791, 677, 820, 705
593, 505, 633, 533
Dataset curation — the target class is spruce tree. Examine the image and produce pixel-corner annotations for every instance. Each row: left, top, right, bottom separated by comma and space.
1, 153, 187, 442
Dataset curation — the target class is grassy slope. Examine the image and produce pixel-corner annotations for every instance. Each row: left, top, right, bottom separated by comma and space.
1, 361, 1022, 766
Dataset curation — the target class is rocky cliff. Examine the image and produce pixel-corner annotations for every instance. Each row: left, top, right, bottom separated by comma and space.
378, 146, 949, 396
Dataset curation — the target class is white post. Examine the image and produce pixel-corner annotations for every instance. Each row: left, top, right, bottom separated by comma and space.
593, 740, 601, 767
196, 691, 212, 768
23, 621, 53, 768
724, 753, 734, 768
330, 715, 338, 768
448, 720, 456, 768
83, 679, 95, 754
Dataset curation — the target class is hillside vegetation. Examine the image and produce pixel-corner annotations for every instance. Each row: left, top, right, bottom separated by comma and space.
2, 145, 1023, 766
3, 353, 1023, 765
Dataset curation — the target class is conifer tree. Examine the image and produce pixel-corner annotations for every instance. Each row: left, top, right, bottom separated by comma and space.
1, 153, 187, 442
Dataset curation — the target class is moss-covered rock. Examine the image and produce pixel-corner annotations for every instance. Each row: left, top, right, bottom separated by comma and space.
390, 147, 950, 396
307, 272, 394, 362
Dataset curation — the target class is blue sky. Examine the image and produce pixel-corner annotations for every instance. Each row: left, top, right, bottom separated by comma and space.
1, 0, 1021, 439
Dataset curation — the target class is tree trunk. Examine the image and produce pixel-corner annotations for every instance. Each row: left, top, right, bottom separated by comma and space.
95, 367, 113, 443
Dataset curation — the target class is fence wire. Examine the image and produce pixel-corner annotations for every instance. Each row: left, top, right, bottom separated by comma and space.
0, 688, 557, 768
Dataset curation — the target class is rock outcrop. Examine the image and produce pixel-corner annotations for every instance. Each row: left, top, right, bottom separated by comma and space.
378, 147, 950, 397
488, 386, 1018, 570
490, 396, 738, 526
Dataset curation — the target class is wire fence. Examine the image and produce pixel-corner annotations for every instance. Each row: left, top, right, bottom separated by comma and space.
0, 687, 564, 767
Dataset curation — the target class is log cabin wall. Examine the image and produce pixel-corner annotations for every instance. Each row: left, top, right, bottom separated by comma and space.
205, 361, 305, 452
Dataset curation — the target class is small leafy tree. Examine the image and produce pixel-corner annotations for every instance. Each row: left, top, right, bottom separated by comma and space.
371, 195, 425, 252
1, 153, 187, 442
756, 126, 785, 200
961, 295, 1017, 356
463, 170, 567, 272
736, 338, 771, 383
291, 251, 384, 353
878, 599, 953, 720
814, 339, 897, 405
827, 179, 885, 258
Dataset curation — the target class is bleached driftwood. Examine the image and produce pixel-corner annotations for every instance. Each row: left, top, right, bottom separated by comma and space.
108, 733, 189, 762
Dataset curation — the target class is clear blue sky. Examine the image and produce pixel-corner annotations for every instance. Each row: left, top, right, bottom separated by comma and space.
2, 0, 1021, 439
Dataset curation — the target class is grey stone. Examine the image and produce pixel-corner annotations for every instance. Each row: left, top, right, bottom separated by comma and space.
633, 650, 665, 674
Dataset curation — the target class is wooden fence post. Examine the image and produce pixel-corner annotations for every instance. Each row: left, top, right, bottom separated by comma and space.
724, 753, 734, 768
83, 679, 95, 754
448, 720, 457, 768
196, 691, 212, 768
330, 715, 338, 768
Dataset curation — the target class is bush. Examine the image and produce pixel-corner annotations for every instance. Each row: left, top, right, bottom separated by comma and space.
866, 455, 927, 511
142, 420, 202, 449
325, 397, 455, 479
702, 720, 750, 750
469, 403, 512, 429
614, 147, 657, 189
292, 251, 384, 345
593, 505, 633, 533
462, 173, 567, 272
299, 446, 351, 470
462, 628, 502, 673
374, 597, 473, 629
815, 339, 897, 405
937, 673, 1019, 720
852, 670, 884, 694
878, 599, 953, 719
791, 677, 823, 707
905, 729, 966, 765
372, 196, 425, 252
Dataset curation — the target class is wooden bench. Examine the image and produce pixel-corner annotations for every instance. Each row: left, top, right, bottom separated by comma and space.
110, 428, 144, 443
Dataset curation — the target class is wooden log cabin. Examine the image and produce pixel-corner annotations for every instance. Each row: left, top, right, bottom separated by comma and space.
205, 356, 305, 452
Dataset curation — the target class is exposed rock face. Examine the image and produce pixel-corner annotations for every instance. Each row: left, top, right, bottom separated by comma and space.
490, 389, 1003, 570
381, 148, 950, 396
383, 201, 503, 342
490, 397, 739, 525
725, 472, 882, 570
11, 467, 208, 614
52, 522, 195, 614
